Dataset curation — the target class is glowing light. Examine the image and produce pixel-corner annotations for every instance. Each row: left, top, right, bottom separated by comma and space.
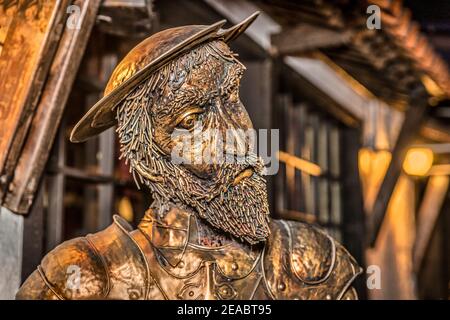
428, 164, 450, 176
277, 151, 322, 176
421, 75, 445, 99
358, 148, 392, 211
358, 148, 373, 176
118, 196, 134, 222
358, 148, 392, 178
403, 147, 434, 176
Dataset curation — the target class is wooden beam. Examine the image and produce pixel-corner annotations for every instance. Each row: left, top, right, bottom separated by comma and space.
204, 0, 369, 128
294, 104, 307, 212
21, 180, 45, 281
284, 95, 296, 210
284, 56, 368, 122
368, 87, 429, 246
203, 0, 280, 51
271, 24, 354, 55
420, 119, 450, 143
413, 175, 449, 272
428, 164, 450, 176
97, 0, 154, 37
0, 0, 70, 200
277, 209, 317, 224
3, 0, 102, 214
47, 166, 114, 184
367, 0, 450, 95
410, 143, 450, 154
277, 151, 322, 177
46, 125, 66, 251
341, 126, 367, 298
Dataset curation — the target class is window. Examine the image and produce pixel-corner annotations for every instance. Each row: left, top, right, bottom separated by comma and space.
274, 95, 346, 242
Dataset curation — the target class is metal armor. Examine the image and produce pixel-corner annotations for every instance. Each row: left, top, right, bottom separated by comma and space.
16, 208, 362, 300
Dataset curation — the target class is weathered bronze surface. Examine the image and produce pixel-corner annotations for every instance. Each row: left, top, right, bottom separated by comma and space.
0, 0, 70, 205
16, 13, 362, 300
3, 0, 101, 214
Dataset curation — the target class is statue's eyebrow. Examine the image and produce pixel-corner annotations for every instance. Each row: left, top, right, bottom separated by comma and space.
175, 85, 214, 104
168, 87, 211, 120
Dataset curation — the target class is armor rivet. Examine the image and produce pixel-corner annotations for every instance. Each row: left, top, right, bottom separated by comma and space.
277, 282, 286, 291
326, 294, 332, 300
231, 262, 238, 271
178, 261, 185, 268
189, 291, 194, 297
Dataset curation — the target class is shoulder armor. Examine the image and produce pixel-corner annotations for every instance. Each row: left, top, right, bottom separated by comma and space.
18, 216, 149, 300
26, 236, 109, 300
263, 219, 362, 300
16, 235, 107, 300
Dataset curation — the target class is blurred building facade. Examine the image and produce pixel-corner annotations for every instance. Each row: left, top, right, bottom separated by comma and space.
0, 0, 449, 300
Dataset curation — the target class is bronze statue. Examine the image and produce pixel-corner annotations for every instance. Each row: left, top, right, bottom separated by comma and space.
16, 13, 362, 300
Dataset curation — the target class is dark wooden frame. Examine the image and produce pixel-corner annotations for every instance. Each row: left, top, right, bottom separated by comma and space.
1, 0, 102, 214
0, 0, 71, 202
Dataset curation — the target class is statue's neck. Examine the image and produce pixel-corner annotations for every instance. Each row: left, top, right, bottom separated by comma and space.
138, 201, 237, 248
193, 215, 234, 247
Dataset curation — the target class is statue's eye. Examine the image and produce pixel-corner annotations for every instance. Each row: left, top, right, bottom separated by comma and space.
175, 108, 204, 130
179, 113, 198, 130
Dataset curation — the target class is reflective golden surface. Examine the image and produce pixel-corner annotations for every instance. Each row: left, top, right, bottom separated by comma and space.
16, 208, 361, 300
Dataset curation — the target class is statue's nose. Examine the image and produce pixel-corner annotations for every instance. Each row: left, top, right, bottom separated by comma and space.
215, 101, 254, 158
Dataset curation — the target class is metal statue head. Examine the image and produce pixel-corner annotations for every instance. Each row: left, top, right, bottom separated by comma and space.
70, 13, 270, 244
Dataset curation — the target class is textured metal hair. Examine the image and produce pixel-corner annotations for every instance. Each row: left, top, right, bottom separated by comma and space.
115, 40, 237, 189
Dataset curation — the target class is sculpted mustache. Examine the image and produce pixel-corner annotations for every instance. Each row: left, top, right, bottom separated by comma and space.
203, 155, 265, 200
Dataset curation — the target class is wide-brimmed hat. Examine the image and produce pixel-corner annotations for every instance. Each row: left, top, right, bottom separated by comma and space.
70, 12, 259, 143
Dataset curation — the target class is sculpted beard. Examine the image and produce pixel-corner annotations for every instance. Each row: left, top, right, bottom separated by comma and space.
169, 157, 271, 244
121, 135, 271, 244
116, 100, 271, 246
203, 166, 271, 244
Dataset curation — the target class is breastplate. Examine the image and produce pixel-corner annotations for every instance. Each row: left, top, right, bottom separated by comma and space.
16, 212, 361, 300
131, 219, 267, 300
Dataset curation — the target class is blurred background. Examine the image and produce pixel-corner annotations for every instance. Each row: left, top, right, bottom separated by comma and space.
0, 0, 449, 300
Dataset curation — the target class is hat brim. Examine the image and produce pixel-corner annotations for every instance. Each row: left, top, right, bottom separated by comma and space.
70, 12, 259, 143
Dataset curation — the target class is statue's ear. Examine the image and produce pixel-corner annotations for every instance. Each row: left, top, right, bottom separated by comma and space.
219, 12, 260, 43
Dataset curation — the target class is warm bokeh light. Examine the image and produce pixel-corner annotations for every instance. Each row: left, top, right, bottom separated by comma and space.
358, 148, 392, 211
358, 148, 373, 176
402, 147, 434, 176
428, 164, 450, 176
277, 150, 322, 176
358, 148, 392, 178
421, 75, 445, 99
118, 196, 134, 222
